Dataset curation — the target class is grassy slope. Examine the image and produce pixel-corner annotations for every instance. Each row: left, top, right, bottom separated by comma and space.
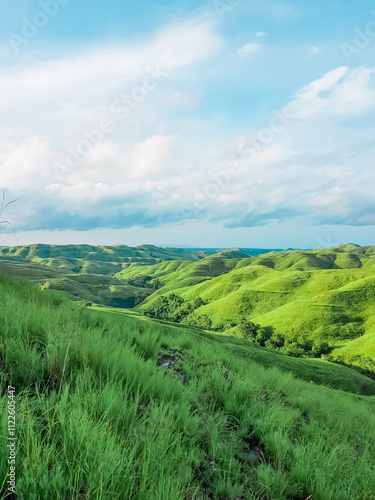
2, 244, 375, 367
119, 246, 375, 365
0, 258, 153, 308
0, 244, 210, 273
0, 244, 212, 307
115, 251, 254, 292
0, 247, 255, 309
1, 273, 375, 499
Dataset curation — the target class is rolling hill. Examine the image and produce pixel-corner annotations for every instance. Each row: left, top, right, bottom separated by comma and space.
0, 244, 213, 307
1, 243, 375, 370
0, 245, 278, 308
0, 243, 210, 272
115, 245, 375, 369
1, 272, 375, 499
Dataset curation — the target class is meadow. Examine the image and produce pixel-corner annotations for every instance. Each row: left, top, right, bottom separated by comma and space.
0, 272, 375, 499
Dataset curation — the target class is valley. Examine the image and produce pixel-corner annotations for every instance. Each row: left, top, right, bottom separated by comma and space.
1, 242, 374, 372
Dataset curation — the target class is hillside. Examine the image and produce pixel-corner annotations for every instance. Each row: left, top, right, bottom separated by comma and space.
1, 243, 375, 371
0, 243, 210, 272
0, 245, 276, 308
1, 273, 375, 499
117, 245, 375, 369
0, 244, 212, 307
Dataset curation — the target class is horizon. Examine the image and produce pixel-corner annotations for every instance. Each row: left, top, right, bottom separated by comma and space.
0, 240, 370, 252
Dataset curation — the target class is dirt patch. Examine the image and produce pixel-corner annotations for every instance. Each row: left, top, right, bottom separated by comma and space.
156, 349, 188, 384
239, 434, 272, 467
157, 349, 184, 369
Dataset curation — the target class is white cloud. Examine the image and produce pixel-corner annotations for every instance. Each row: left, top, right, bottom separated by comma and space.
0, 137, 54, 190
286, 66, 375, 119
0, 16, 223, 130
125, 134, 177, 181
256, 32, 268, 38
2, 9, 375, 235
237, 43, 261, 56
180, 65, 375, 228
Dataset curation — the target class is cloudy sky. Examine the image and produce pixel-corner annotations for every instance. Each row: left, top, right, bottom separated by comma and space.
1, 0, 375, 248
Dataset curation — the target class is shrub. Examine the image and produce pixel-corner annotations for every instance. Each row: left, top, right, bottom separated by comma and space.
265, 334, 286, 349
311, 342, 331, 357
238, 321, 262, 339
284, 342, 306, 358
125, 275, 163, 290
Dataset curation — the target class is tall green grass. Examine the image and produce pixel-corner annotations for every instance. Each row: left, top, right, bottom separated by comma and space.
1, 273, 375, 499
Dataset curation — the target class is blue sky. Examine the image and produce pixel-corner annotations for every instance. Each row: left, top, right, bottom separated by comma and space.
1, 0, 375, 248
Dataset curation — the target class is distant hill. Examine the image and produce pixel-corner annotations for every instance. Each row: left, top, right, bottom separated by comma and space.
0, 243, 209, 271
116, 245, 375, 369
1, 243, 375, 370
0, 243, 212, 307
0, 244, 282, 308
173, 247, 284, 256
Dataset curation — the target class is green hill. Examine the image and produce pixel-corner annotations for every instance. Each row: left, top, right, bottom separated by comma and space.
0, 245, 274, 310
0, 243, 210, 272
2, 243, 375, 371
115, 251, 254, 291
1, 272, 375, 499
0, 244, 213, 308
119, 246, 375, 369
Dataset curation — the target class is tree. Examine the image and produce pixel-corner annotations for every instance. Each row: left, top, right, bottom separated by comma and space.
265, 334, 285, 349
193, 297, 205, 309
311, 342, 331, 357
255, 328, 272, 347
284, 342, 305, 358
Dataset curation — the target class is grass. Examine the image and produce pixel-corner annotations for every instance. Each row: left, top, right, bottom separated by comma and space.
123, 246, 375, 366
1, 243, 375, 369
1, 273, 375, 499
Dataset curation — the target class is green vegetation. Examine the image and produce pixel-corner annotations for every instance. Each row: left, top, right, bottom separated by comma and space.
0, 244, 210, 308
144, 293, 212, 329
146, 295, 332, 359
1, 272, 375, 499
124, 244, 375, 370
0, 245, 274, 310
1, 242, 375, 372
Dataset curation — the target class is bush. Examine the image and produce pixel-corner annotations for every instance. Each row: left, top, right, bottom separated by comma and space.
125, 275, 163, 291
311, 342, 331, 357
145, 294, 215, 330
192, 297, 205, 309
182, 313, 212, 330
238, 321, 262, 339
265, 334, 285, 349
284, 342, 306, 358
255, 329, 272, 347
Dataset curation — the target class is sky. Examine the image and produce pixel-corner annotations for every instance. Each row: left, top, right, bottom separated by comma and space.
0, 0, 375, 248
